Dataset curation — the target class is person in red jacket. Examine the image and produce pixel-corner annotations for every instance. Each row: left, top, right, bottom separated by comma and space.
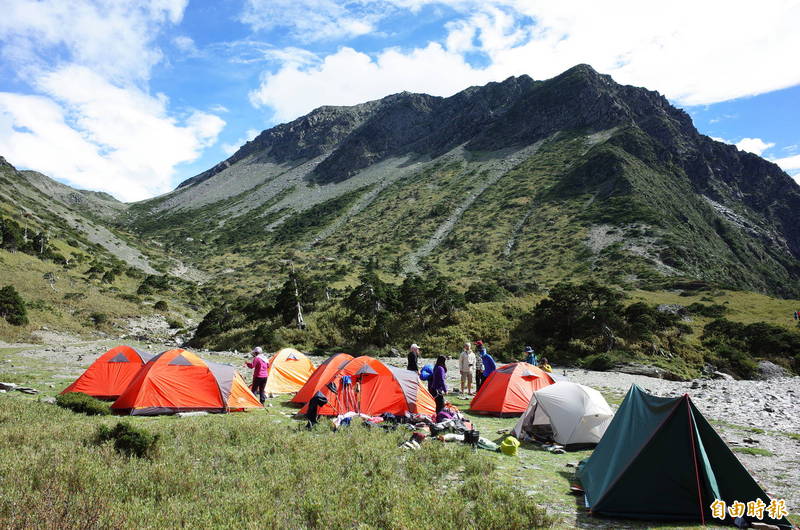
245, 346, 269, 404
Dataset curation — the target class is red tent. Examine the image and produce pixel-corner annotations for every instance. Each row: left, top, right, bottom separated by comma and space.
61, 345, 153, 400
299, 356, 435, 418
470, 362, 555, 416
112, 349, 262, 415
290, 353, 353, 405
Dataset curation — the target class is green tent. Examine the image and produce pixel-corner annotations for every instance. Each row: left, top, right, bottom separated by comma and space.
576, 385, 790, 528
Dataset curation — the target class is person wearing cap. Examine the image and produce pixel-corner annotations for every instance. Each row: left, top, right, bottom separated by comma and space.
245, 346, 269, 404
407, 343, 420, 373
524, 346, 538, 366
477, 341, 496, 382
458, 342, 476, 395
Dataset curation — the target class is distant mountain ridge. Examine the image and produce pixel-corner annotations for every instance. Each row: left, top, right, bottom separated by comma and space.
5, 65, 800, 298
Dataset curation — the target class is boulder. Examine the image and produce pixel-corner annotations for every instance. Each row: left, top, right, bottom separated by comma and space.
756, 360, 789, 380
616, 363, 688, 381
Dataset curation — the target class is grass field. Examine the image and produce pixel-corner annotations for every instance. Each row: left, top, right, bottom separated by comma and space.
0, 383, 726, 529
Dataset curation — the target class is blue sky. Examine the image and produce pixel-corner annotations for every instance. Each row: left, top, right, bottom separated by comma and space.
1, 0, 798, 201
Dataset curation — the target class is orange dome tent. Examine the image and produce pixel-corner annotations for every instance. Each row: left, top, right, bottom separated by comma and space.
265, 348, 315, 395
299, 356, 436, 418
290, 353, 353, 405
470, 362, 555, 416
112, 349, 262, 415
61, 345, 153, 400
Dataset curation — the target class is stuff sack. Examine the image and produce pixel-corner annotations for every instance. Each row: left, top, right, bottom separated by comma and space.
500, 436, 521, 456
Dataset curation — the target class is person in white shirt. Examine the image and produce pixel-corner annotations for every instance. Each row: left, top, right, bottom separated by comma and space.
458, 342, 476, 395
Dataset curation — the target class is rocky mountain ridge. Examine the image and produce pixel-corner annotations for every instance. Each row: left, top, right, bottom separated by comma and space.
5, 65, 800, 298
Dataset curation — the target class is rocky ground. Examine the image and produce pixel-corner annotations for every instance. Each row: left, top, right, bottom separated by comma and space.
1, 336, 798, 515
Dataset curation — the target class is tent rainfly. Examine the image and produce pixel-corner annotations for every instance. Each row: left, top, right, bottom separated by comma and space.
298, 356, 436, 418
290, 353, 353, 405
469, 362, 555, 416
265, 348, 315, 395
112, 349, 262, 415
576, 385, 791, 528
512, 381, 613, 448
61, 345, 153, 400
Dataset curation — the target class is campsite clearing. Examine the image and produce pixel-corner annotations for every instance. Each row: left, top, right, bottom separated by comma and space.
1, 337, 798, 528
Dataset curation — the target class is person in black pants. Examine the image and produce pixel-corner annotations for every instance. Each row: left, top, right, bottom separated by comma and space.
429, 355, 448, 414
407, 343, 420, 373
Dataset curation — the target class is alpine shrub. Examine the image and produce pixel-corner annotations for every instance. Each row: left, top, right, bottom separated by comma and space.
89, 312, 108, 326
0, 285, 28, 326
56, 392, 111, 416
582, 352, 616, 371
93, 422, 160, 458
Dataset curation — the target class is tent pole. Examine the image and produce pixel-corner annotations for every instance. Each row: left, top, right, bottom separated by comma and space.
686, 396, 706, 526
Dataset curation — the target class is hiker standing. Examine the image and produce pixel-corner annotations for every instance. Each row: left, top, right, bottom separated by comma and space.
479, 342, 496, 381
428, 355, 448, 414
524, 346, 537, 366
475, 340, 485, 390
458, 342, 475, 395
407, 343, 420, 373
245, 347, 269, 404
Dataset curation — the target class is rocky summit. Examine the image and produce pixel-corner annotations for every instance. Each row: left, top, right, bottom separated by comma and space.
111, 64, 800, 298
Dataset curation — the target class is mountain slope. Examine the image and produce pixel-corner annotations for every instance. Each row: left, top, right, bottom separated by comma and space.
122, 65, 800, 298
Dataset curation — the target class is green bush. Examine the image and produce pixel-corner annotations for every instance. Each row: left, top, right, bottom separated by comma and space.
582, 352, 616, 371
56, 392, 111, 415
89, 312, 108, 326
64, 292, 87, 301
0, 285, 28, 326
92, 422, 160, 459
687, 302, 727, 318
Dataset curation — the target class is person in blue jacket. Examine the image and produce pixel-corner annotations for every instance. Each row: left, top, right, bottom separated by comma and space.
524, 346, 537, 366
478, 341, 496, 381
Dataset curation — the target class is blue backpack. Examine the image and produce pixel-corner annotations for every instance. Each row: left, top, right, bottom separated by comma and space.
420, 364, 434, 381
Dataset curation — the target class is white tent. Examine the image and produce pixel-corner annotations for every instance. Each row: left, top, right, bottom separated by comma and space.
512, 381, 613, 447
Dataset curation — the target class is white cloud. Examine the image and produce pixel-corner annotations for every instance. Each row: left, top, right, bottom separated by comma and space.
250, 44, 480, 122
221, 129, 260, 157
735, 137, 775, 156
250, 0, 800, 122
0, 0, 188, 84
0, 66, 224, 201
172, 35, 200, 57
774, 154, 800, 173
0, 0, 227, 201
769, 153, 800, 185
240, 0, 379, 42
